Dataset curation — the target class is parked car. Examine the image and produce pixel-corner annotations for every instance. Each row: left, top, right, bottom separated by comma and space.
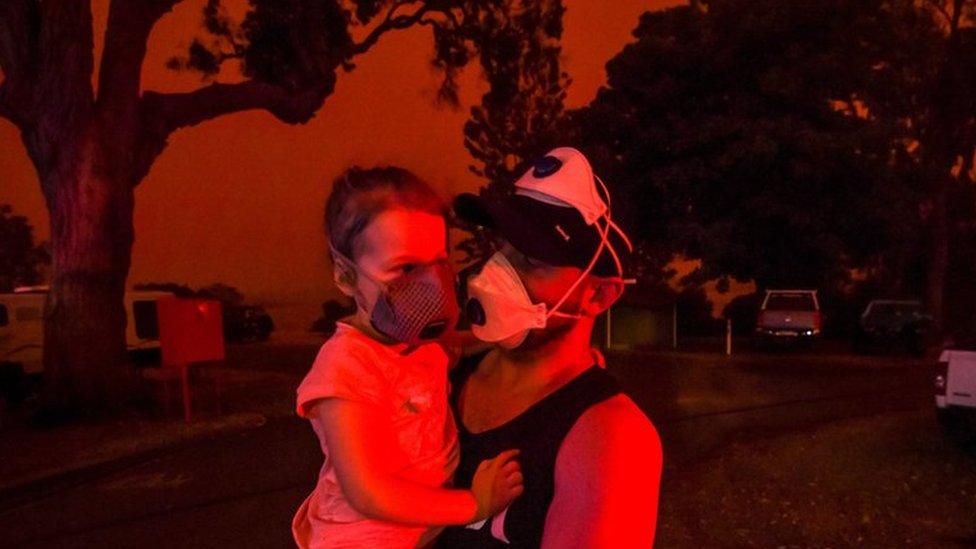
935, 346, 976, 444
755, 289, 822, 347
855, 299, 930, 355
0, 286, 171, 403
222, 304, 274, 342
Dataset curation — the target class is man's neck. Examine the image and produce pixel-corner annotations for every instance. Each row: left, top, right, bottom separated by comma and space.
494, 319, 596, 387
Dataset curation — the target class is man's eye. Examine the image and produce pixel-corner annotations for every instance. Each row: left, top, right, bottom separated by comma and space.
518, 253, 548, 271
400, 263, 418, 274
525, 256, 547, 269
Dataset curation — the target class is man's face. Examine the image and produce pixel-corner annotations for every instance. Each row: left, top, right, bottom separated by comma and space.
497, 241, 590, 349
498, 241, 587, 313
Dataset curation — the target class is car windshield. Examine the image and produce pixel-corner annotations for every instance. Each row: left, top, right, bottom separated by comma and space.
765, 294, 816, 311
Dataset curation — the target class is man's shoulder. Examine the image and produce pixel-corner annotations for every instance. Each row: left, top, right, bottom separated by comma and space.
561, 393, 661, 461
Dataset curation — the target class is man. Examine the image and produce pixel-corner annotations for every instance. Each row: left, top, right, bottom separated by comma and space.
437, 148, 662, 548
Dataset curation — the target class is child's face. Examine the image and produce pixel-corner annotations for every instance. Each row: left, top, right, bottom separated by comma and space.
345, 208, 449, 309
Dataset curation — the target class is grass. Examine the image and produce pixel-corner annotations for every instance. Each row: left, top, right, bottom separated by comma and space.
657, 409, 976, 547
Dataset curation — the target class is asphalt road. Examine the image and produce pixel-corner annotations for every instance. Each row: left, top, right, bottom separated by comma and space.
0, 346, 939, 548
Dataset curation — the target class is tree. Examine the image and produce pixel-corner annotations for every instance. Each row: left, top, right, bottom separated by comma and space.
869, 0, 976, 335
568, 0, 975, 332
132, 280, 244, 305
0, 0, 564, 417
0, 204, 49, 292
310, 297, 356, 335
461, 0, 568, 185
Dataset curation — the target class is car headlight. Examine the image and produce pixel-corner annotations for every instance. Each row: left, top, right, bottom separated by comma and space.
934, 374, 947, 392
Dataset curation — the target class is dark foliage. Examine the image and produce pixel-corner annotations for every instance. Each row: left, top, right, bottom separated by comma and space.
0, 205, 49, 293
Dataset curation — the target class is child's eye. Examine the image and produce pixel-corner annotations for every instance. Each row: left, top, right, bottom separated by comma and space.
400, 263, 419, 274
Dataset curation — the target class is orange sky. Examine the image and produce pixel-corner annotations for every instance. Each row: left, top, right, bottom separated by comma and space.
2, 0, 734, 331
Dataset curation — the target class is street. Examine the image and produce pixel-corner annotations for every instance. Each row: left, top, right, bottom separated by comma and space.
0, 344, 964, 548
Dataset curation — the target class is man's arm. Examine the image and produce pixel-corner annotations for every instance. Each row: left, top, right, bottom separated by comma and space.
541, 394, 663, 548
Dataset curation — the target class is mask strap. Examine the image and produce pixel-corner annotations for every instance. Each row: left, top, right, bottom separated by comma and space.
547, 175, 633, 319
591, 175, 626, 276
595, 175, 634, 253
330, 244, 355, 278
331, 245, 389, 305
546, 207, 614, 319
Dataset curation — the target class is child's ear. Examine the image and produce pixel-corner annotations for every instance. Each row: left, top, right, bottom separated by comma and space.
332, 257, 357, 297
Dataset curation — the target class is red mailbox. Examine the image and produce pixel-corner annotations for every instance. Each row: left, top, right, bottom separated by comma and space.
157, 296, 225, 366
151, 296, 225, 421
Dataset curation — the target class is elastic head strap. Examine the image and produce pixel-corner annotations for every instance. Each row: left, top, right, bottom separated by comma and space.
329, 244, 379, 287
545, 176, 631, 319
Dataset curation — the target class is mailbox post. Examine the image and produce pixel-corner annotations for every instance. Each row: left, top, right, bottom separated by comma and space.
156, 296, 225, 422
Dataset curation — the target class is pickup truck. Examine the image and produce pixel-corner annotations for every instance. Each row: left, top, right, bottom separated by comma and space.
935, 348, 976, 442
755, 289, 822, 346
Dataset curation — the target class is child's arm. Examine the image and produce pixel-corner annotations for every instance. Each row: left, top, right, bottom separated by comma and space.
308, 398, 522, 526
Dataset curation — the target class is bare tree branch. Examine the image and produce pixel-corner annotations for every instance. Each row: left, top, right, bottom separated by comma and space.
348, 1, 435, 56
16, 0, 96, 171
960, 146, 976, 184
927, 0, 954, 26
141, 79, 332, 136
0, 0, 39, 127
950, 0, 966, 31
0, 79, 19, 125
97, 0, 184, 117
37, 1, 93, 86
0, 0, 33, 76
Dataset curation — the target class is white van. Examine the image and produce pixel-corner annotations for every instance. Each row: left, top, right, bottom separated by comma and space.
935, 349, 976, 439
0, 286, 172, 378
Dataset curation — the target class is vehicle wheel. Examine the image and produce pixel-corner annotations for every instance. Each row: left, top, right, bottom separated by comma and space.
937, 407, 976, 447
902, 329, 926, 357
0, 362, 27, 406
752, 336, 766, 352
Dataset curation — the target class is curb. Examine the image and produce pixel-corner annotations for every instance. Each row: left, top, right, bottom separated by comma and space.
0, 414, 273, 514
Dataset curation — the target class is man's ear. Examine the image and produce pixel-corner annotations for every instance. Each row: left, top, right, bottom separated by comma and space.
581, 278, 624, 317
332, 256, 357, 298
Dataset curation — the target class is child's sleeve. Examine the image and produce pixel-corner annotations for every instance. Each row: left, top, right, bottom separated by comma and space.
296, 343, 388, 418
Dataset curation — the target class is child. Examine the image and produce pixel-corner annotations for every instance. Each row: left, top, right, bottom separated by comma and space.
292, 167, 523, 548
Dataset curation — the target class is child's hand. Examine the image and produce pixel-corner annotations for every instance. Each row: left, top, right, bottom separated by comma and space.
470, 449, 524, 522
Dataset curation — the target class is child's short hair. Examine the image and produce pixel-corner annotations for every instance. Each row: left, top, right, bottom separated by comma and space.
325, 166, 448, 261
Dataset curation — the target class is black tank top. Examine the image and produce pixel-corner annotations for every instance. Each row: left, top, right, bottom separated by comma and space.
436, 352, 621, 548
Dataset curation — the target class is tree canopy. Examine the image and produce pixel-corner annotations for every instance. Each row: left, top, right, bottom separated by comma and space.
0, 204, 49, 293
566, 0, 975, 323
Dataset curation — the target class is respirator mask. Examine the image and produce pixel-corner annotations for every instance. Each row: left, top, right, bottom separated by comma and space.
332, 246, 459, 347
464, 171, 631, 349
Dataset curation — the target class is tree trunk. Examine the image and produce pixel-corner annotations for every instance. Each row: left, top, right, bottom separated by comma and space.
919, 0, 969, 342
925, 175, 948, 338
1, 0, 385, 420
39, 127, 136, 419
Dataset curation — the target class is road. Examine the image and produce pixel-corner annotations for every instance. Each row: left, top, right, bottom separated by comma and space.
0, 346, 938, 548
